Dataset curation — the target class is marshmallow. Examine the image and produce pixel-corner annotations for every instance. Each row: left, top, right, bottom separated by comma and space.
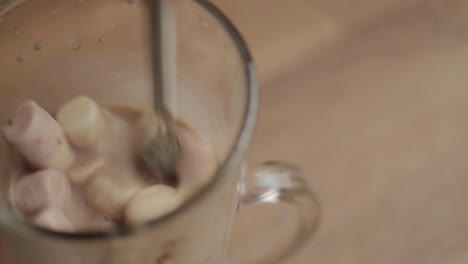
124, 185, 181, 225
87, 173, 143, 219
33, 208, 74, 232
56, 96, 105, 149
68, 156, 104, 185
175, 122, 218, 197
2, 100, 74, 170
12, 169, 71, 215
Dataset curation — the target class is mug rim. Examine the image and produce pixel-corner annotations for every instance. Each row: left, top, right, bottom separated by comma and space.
0, 0, 258, 240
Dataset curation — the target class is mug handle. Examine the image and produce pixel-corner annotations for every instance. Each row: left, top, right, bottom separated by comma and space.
231, 161, 321, 264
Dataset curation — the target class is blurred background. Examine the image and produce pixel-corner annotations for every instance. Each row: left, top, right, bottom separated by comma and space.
215, 0, 468, 263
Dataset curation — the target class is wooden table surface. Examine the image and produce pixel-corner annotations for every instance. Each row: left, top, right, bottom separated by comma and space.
3, 0, 468, 263
215, 0, 468, 263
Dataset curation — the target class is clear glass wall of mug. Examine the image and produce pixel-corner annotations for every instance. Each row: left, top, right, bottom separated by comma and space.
0, 1, 320, 263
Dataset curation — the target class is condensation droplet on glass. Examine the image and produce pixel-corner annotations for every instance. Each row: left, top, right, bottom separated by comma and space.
16, 53, 25, 63
98, 37, 104, 43
13, 26, 21, 39
202, 20, 208, 29
51, 9, 58, 16
33, 40, 43, 51
127, 0, 137, 5
67, 39, 82, 51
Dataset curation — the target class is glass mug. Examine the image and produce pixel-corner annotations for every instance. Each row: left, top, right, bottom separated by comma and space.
0, 1, 320, 264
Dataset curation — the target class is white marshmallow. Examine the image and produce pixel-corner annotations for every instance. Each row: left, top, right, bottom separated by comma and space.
68, 156, 104, 185
13, 169, 71, 215
56, 96, 105, 149
87, 174, 143, 219
124, 185, 182, 225
33, 208, 74, 232
2, 100, 74, 170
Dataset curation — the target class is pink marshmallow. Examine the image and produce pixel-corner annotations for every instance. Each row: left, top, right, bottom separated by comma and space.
12, 169, 71, 215
176, 122, 218, 197
2, 100, 74, 170
33, 208, 74, 232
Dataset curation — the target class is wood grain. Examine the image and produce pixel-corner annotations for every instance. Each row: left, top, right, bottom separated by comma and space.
213, 0, 424, 86
226, 1, 468, 263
